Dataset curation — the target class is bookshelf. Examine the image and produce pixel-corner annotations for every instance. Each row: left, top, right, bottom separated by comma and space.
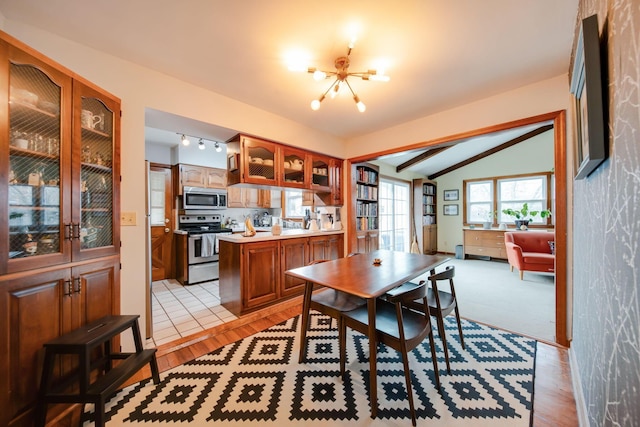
413, 178, 437, 254
353, 163, 379, 253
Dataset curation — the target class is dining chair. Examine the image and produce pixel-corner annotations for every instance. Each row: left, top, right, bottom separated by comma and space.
393, 266, 464, 373
298, 257, 366, 363
339, 282, 441, 427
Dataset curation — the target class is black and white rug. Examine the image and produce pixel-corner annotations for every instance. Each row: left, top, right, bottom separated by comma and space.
84, 314, 536, 426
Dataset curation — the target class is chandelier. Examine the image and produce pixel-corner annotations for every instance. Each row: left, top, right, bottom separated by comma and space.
307, 42, 389, 112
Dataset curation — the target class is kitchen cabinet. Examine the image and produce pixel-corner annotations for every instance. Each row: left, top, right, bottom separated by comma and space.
463, 229, 507, 259
309, 234, 344, 261
280, 237, 310, 297
176, 164, 226, 195
219, 232, 344, 315
0, 256, 119, 426
355, 230, 379, 254
227, 186, 272, 208
0, 32, 121, 426
226, 133, 343, 205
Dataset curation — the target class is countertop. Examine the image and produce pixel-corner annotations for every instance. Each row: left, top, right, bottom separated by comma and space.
217, 228, 344, 243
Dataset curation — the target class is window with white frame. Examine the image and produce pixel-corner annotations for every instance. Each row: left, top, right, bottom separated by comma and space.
378, 178, 410, 252
284, 190, 305, 217
464, 172, 553, 226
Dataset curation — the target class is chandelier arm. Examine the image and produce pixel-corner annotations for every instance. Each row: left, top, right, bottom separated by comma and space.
343, 78, 358, 98
320, 77, 340, 98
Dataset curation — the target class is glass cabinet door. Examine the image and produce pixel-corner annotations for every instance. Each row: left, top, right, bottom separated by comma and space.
73, 82, 119, 259
6, 58, 71, 272
282, 146, 307, 189
242, 136, 279, 186
309, 154, 330, 190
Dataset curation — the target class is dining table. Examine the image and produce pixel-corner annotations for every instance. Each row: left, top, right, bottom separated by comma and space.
285, 249, 450, 418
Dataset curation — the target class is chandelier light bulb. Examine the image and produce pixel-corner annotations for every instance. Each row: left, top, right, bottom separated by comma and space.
310, 99, 321, 110
354, 95, 366, 112
198, 139, 205, 150
313, 70, 327, 81
215, 141, 222, 152
181, 134, 190, 146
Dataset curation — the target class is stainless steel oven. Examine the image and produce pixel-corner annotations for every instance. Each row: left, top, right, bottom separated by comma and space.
179, 213, 230, 285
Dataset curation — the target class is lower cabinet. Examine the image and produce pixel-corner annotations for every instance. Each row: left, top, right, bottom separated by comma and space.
0, 256, 120, 427
463, 229, 507, 259
355, 230, 379, 253
423, 225, 437, 254
219, 234, 344, 315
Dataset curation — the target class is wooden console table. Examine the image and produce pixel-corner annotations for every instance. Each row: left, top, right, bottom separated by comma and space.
36, 315, 160, 427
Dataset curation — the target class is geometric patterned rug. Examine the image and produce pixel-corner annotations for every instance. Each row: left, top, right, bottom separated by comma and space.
83, 314, 536, 426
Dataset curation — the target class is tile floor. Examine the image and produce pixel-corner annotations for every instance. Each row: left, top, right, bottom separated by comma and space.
147, 279, 238, 347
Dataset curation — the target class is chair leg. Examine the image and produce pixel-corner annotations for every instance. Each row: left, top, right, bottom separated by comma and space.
454, 306, 465, 349
436, 315, 451, 373
428, 330, 441, 390
339, 318, 350, 379
510, 265, 514, 272
519, 270, 524, 280
400, 346, 417, 427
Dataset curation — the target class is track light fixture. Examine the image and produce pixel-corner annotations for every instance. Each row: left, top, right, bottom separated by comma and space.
176, 133, 224, 153
304, 42, 388, 112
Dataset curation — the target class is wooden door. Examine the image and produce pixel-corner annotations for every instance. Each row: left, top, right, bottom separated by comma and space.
227, 187, 245, 208
149, 164, 174, 281
281, 238, 309, 297
242, 241, 279, 309
206, 167, 227, 188
309, 236, 328, 261
326, 234, 344, 259
0, 268, 69, 426
180, 164, 206, 187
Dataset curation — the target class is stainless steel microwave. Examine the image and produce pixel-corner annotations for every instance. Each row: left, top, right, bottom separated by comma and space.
183, 187, 227, 210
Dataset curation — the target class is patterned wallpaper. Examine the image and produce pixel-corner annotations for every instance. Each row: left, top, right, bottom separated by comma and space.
571, 0, 640, 425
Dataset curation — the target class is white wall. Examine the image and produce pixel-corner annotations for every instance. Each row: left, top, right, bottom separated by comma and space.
435, 130, 554, 253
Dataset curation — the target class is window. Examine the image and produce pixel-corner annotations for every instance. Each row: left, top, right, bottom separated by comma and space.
464, 172, 553, 226
378, 178, 410, 251
498, 176, 547, 224
148, 170, 166, 226
284, 190, 305, 217
467, 180, 493, 222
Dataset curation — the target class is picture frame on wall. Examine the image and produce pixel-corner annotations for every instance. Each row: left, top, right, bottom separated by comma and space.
443, 204, 458, 216
443, 189, 459, 201
570, 14, 607, 180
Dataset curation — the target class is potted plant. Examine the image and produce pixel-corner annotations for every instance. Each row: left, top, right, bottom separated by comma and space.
502, 203, 551, 229
482, 210, 496, 229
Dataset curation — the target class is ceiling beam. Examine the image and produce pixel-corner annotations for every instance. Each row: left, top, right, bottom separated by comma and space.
427, 124, 554, 180
396, 146, 449, 173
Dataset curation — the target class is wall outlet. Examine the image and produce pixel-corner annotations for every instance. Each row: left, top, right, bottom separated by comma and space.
121, 211, 137, 226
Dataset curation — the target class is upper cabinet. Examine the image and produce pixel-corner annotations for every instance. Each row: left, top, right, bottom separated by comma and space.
226, 133, 342, 205
175, 164, 226, 195
1, 39, 120, 274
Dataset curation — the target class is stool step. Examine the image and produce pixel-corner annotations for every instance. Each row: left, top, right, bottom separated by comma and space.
87, 349, 158, 398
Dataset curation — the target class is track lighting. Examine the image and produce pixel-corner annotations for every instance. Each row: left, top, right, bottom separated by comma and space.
180, 134, 190, 146
198, 139, 205, 150
177, 133, 223, 152
215, 141, 222, 152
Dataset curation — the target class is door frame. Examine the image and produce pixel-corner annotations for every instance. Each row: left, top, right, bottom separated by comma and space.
347, 110, 568, 346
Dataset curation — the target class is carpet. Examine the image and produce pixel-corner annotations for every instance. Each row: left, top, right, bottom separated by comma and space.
84, 314, 536, 426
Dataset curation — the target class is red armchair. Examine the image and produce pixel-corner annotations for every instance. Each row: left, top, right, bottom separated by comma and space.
504, 231, 555, 280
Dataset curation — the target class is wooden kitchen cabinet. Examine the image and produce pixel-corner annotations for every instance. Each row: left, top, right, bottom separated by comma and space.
219, 232, 345, 315
309, 234, 344, 261
280, 237, 310, 297
463, 229, 507, 259
227, 186, 272, 208
176, 164, 227, 195
243, 241, 280, 310
0, 256, 119, 426
226, 133, 343, 205
0, 32, 121, 427
355, 230, 379, 254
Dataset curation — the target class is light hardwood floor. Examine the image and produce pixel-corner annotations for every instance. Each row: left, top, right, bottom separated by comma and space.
129, 300, 578, 426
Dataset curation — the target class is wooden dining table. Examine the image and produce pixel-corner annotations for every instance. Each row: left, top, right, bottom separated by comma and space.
285, 249, 450, 418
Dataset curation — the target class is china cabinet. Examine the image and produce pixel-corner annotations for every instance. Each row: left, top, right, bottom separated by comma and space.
0, 31, 121, 426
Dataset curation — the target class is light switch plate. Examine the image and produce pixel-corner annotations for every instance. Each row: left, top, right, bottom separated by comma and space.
121, 211, 137, 226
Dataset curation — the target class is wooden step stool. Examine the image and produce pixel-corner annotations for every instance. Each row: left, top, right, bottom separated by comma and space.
36, 314, 160, 427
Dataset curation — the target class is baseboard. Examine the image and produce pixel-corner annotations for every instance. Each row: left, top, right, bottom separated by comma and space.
568, 346, 590, 426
